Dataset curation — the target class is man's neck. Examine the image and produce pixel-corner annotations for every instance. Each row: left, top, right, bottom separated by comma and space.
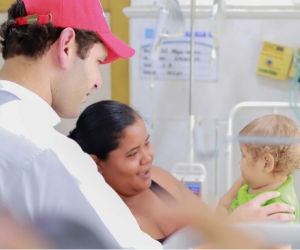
0, 56, 52, 105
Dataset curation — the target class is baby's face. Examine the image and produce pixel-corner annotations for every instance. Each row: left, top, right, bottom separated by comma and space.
239, 144, 263, 188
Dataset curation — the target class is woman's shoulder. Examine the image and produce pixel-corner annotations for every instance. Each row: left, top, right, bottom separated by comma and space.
151, 166, 172, 177
151, 166, 177, 185
151, 166, 185, 201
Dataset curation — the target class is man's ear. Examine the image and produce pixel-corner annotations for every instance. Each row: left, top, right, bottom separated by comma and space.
263, 153, 275, 173
90, 154, 104, 174
57, 28, 77, 69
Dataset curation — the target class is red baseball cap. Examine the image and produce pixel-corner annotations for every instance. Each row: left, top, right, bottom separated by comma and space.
14, 0, 135, 64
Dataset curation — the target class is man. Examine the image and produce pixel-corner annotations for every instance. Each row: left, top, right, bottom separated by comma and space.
0, 0, 161, 248
0, 0, 295, 249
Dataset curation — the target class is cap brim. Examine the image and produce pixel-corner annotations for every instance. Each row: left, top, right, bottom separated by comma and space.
98, 32, 135, 64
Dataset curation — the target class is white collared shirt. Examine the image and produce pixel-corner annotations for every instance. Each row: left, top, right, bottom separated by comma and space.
0, 80, 162, 249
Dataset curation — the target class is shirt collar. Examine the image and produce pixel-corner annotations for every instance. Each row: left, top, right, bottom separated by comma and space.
0, 80, 61, 127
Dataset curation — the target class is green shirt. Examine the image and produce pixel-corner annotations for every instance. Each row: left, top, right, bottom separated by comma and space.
230, 176, 299, 223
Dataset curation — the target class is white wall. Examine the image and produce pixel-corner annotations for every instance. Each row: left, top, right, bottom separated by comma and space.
126, 6, 300, 206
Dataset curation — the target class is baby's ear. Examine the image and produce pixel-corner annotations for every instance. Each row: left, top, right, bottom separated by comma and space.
90, 154, 104, 174
263, 153, 275, 173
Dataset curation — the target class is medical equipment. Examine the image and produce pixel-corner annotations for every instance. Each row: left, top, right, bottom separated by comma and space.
149, 0, 185, 131
172, 0, 207, 201
173, 162, 206, 199
209, 0, 226, 79
209, 0, 226, 57
180, 1, 226, 197
150, 0, 185, 61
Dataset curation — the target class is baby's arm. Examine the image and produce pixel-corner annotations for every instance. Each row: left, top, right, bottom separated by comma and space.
215, 176, 244, 218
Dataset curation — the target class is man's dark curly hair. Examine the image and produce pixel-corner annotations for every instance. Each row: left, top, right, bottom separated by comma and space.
0, 0, 101, 60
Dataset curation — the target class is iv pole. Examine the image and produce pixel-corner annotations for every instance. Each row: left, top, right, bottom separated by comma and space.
171, 0, 206, 200
188, 0, 196, 165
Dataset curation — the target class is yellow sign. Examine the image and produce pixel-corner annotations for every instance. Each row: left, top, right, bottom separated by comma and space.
288, 48, 300, 78
256, 41, 294, 81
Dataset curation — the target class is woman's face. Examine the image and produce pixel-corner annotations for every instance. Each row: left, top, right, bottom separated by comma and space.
99, 117, 154, 196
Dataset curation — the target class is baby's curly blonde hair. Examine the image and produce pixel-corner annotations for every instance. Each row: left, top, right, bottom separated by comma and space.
239, 114, 300, 175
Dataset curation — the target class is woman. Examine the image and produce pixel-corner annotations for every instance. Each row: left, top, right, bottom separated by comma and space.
69, 100, 295, 244
68, 100, 195, 242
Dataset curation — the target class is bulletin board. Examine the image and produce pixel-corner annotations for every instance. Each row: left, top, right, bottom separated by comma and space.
140, 28, 217, 81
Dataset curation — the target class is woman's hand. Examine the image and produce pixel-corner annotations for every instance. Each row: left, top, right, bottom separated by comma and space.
227, 191, 295, 224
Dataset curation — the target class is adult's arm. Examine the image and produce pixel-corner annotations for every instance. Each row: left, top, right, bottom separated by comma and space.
227, 191, 295, 224
152, 167, 294, 247
215, 174, 295, 224
151, 166, 266, 248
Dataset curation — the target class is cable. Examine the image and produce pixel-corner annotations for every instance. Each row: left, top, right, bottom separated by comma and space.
289, 49, 300, 123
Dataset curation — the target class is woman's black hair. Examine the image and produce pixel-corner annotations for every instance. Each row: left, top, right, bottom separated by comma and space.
69, 100, 140, 160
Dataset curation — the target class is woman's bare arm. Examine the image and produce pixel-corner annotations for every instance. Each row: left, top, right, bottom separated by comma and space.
151, 166, 295, 248
151, 167, 264, 248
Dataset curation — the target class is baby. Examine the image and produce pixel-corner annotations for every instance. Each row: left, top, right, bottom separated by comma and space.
217, 114, 300, 223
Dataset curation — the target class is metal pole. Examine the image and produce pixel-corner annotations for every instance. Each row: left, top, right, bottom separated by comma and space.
189, 0, 196, 164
